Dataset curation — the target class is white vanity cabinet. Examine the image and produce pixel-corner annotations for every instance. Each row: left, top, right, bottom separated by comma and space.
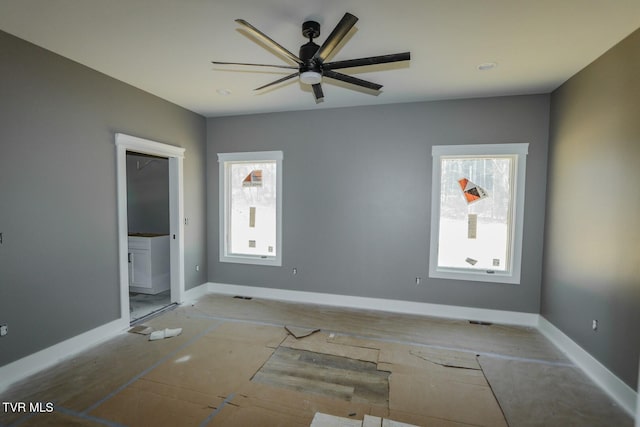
128, 234, 170, 294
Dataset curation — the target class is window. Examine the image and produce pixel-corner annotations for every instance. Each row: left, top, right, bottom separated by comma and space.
429, 143, 528, 284
218, 151, 283, 266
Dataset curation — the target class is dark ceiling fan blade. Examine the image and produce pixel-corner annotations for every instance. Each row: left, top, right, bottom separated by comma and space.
312, 84, 324, 102
323, 70, 382, 91
235, 19, 303, 65
212, 61, 298, 69
254, 72, 299, 91
323, 52, 411, 70
313, 12, 358, 62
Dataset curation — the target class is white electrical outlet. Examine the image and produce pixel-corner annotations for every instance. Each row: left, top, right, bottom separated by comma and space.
592, 320, 598, 331
0, 324, 7, 337
415, 277, 422, 285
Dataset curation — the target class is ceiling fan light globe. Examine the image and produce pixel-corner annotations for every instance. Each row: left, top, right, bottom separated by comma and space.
299, 71, 322, 85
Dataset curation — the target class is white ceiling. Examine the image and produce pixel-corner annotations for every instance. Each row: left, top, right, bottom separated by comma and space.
1, 0, 639, 118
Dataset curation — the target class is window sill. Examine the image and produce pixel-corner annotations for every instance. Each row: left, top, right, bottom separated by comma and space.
220, 254, 282, 267
429, 268, 520, 284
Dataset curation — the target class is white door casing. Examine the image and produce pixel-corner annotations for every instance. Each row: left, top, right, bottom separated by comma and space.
115, 133, 185, 324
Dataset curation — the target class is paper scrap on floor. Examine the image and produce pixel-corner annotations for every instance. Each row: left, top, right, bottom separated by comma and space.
128, 325, 153, 335
310, 412, 420, 427
149, 327, 182, 341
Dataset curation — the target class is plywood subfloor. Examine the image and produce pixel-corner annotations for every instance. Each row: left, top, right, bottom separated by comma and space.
0, 294, 633, 427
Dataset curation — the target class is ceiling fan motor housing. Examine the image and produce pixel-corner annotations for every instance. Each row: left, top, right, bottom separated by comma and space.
299, 44, 322, 84
299, 41, 320, 63
299, 21, 322, 84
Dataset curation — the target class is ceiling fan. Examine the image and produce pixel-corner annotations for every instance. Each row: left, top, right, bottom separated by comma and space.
212, 12, 410, 102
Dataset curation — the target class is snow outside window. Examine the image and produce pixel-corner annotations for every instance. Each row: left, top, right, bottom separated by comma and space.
429, 144, 528, 284
218, 151, 282, 266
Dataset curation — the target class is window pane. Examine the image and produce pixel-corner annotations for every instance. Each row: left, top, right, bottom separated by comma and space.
438, 156, 513, 271
228, 161, 277, 257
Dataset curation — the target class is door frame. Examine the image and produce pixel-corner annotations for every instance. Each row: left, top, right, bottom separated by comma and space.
115, 133, 185, 324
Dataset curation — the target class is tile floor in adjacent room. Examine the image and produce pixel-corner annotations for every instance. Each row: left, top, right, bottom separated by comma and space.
129, 290, 172, 323
0, 294, 633, 427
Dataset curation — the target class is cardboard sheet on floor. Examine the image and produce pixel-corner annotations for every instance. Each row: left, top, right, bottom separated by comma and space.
376, 342, 506, 426
310, 412, 363, 427
1, 314, 222, 418
205, 322, 288, 348
207, 382, 387, 427
265, 330, 507, 426
389, 372, 506, 426
88, 322, 289, 426
140, 323, 287, 397
386, 410, 475, 427
280, 332, 379, 363
286, 332, 506, 426
238, 381, 389, 417
310, 413, 421, 427
362, 414, 383, 427
380, 418, 421, 427
89, 378, 222, 427
378, 344, 483, 379
20, 411, 106, 427
206, 403, 310, 427
12, 294, 602, 427
90, 321, 505, 427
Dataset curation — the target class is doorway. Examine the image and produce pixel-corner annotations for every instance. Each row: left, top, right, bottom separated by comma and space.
126, 152, 171, 321
115, 133, 185, 325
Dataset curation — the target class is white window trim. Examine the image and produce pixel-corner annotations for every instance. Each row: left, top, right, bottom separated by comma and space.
429, 143, 528, 284
218, 151, 283, 266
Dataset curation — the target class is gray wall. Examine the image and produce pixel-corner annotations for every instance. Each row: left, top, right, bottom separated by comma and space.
126, 153, 169, 235
207, 95, 550, 313
0, 31, 207, 367
542, 28, 640, 389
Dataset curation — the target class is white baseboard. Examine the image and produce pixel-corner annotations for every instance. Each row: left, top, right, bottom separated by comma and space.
0, 318, 128, 394
182, 282, 211, 304
538, 316, 637, 417
2, 281, 635, 421
205, 282, 539, 327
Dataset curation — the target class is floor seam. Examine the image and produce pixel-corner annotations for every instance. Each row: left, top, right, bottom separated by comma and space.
80, 321, 222, 416
5, 412, 35, 427
477, 355, 511, 427
55, 405, 127, 427
198, 392, 236, 427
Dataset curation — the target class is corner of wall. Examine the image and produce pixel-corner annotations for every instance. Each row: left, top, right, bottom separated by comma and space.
538, 316, 637, 417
